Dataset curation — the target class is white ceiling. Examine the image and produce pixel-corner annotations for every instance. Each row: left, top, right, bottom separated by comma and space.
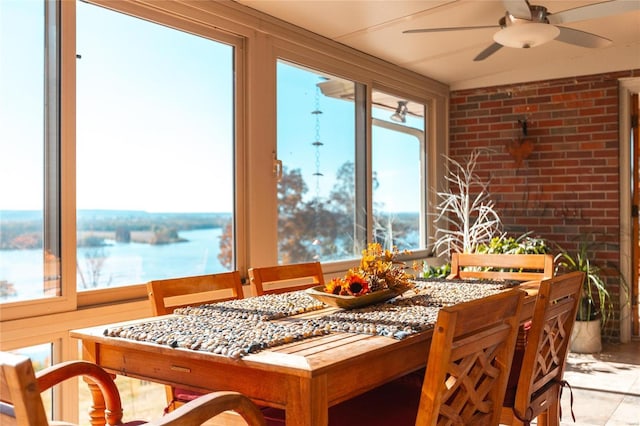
234, 0, 640, 90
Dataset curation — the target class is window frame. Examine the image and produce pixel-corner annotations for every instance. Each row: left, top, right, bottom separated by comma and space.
0, 0, 76, 322
0, 0, 247, 318
73, 0, 247, 306
265, 47, 438, 268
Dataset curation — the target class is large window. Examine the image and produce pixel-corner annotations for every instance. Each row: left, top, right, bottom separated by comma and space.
276, 61, 359, 263
372, 91, 426, 251
0, 0, 61, 303
75, 1, 236, 290
276, 62, 429, 264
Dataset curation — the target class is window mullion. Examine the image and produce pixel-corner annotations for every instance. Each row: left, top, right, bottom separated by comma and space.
44, 0, 62, 298
354, 83, 369, 246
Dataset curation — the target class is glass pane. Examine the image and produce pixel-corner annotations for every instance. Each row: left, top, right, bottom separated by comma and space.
277, 61, 358, 263
11, 344, 53, 419
0, 0, 61, 303
372, 92, 425, 251
76, 2, 235, 289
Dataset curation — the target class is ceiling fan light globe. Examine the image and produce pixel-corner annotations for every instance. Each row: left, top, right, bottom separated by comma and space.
493, 23, 560, 48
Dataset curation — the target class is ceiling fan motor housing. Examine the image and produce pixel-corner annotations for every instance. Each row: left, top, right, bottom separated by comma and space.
495, 5, 559, 49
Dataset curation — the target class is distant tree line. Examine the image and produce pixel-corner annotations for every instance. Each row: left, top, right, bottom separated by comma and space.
218, 161, 418, 268
0, 211, 231, 250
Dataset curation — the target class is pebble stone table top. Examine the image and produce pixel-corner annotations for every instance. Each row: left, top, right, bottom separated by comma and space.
104, 278, 516, 359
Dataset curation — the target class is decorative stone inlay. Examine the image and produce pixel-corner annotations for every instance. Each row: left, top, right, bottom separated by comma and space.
104, 279, 513, 358
174, 290, 326, 320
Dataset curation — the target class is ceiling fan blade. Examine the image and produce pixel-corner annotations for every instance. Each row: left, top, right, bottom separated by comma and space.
548, 0, 640, 25
474, 43, 503, 61
502, 0, 532, 20
403, 25, 498, 34
555, 26, 613, 48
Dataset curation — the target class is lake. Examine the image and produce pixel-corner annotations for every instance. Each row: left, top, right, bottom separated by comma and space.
1, 228, 225, 302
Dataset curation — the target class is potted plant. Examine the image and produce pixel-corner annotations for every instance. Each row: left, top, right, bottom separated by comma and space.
554, 238, 616, 353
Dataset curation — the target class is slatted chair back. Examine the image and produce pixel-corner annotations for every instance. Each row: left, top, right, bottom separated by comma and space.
248, 261, 324, 296
0, 351, 266, 426
146, 271, 244, 413
448, 253, 554, 283
500, 271, 584, 426
147, 271, 244, 316
416, 288, 525, 426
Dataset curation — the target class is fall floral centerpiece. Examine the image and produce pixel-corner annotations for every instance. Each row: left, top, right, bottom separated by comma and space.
308, 244, 414, 309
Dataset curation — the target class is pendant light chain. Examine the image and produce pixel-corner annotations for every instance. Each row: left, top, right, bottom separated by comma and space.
311, 82, 323, 259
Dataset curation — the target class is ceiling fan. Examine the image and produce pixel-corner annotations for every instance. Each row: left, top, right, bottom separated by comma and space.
404, 0, 640, 61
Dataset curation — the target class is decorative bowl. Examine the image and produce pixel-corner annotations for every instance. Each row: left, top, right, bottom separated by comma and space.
305, 285, 403, 309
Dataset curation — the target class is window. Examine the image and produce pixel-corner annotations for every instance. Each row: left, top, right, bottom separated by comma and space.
0, 0, 61, 303
276, 61, 360, 263
75, 1, 236, 290
276, 62, 430, 263
371, 91, 426, 251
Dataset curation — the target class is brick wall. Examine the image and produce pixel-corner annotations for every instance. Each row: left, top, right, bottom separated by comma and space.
449, 70, 640, 339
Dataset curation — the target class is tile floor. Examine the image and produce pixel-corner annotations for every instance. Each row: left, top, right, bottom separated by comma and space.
559, 339, 640, 426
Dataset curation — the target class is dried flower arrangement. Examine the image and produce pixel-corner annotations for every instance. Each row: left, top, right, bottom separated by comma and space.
323, 243, 414, 297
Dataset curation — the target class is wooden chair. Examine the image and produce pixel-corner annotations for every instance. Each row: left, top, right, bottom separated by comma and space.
146, 271, 244, 412
415, 288, 524, 425
147, 271, 244, 316
448, 253, 554, 283
500, 271, 584, 426
447, 252, 555, 417
260, 288, 525, 425
248, 261, 324, 296
0, 351, 266, 426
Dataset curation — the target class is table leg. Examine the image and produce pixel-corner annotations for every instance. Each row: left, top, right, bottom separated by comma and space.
286, 375, 328, 426
84, 376, 107, 426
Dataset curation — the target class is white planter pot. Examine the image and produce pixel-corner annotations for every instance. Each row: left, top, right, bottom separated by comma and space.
570, 319, 602, 353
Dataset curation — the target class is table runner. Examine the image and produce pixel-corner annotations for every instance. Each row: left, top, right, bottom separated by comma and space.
104, 279, 512, 358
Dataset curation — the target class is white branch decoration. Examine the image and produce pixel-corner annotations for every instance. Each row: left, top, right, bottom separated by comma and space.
432, 150, 502, 256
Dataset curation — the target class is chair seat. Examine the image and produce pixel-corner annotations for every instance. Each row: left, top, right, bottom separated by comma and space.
260, 373, 422, 426
504, 319, 532, 406
174, 387, 204, 402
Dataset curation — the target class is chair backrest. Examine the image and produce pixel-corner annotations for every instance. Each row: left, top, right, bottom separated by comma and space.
416, 288, 525, 426
448, 253, 554, 283
248, 262, 324, 296
147, 271, 244, 316
504, 271, 584, 424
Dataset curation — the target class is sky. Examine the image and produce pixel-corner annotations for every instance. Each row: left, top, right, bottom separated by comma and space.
1, 0, 424, 214
0, 0, 45, 211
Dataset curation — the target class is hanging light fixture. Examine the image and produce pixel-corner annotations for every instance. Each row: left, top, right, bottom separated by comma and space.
493, 7, 559, 49
390, 101, 408, 123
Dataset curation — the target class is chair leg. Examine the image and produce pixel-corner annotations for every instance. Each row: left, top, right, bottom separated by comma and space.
537, 399, 560, 426
164, 385, 180, 413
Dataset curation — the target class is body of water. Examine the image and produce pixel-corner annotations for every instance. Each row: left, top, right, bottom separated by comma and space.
1, 228, 225, 302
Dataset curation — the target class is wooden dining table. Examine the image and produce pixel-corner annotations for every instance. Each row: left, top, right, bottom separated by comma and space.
70, 280, 539, 426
